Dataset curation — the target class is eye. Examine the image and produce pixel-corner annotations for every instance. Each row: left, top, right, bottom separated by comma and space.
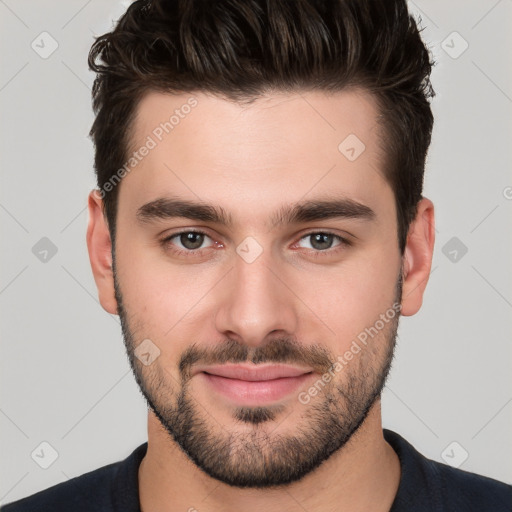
160, 230, 351, 259
161, 230, 216, 254
296, 232, 350, 252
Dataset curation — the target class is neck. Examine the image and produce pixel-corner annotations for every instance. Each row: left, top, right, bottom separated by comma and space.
138, 400, 400, 512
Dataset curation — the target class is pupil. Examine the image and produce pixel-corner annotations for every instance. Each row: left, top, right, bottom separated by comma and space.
311, 233, 332, 250
181, 232, 204, 250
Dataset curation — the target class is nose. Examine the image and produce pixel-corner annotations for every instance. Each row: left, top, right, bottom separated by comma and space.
214, 247, 299, 348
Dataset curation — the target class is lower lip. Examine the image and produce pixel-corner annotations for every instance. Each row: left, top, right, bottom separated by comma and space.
200, 372, 314, 405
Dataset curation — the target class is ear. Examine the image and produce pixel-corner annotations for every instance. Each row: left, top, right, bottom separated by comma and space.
400, 197, 435, 316
86, 190, 118, 315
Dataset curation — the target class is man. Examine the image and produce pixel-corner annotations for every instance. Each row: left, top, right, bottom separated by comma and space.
3, 0, 511, 511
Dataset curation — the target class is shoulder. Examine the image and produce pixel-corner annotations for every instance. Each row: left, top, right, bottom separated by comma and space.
384, 429, 512, 511
1, 443, 147, 512
429, 456, 512, 510
1, 463, 118, 512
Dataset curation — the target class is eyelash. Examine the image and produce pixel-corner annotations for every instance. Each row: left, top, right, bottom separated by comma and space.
160, 230, 352, 258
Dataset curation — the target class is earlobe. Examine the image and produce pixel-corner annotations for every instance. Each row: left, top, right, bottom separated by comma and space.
86, 190, 118, 315
400, 198, 435, 316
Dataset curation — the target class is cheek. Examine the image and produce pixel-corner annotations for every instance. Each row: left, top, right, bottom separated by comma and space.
308, 245, 400, 349
115, 239, 223, 346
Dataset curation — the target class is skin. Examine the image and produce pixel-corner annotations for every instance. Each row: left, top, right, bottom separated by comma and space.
87, 89, 435, 512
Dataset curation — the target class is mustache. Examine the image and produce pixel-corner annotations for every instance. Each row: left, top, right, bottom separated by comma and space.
179, 337, 335, 381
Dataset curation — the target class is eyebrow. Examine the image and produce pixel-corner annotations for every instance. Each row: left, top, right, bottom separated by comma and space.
136, 196, 376, 228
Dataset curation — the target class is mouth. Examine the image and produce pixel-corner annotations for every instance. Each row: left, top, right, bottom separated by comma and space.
193, 364, 315, 405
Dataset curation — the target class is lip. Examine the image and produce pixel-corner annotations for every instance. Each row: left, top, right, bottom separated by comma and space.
193, 363, 313, 381
193, 364, 315, 405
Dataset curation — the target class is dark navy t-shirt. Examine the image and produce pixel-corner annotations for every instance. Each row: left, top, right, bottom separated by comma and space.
2, 429, 511, 511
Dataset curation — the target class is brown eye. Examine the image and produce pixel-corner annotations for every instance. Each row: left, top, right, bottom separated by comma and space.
161, 230, 214, 254
179, 232, 206, 250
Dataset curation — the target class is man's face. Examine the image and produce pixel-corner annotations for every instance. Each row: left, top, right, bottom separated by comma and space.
112, 90, 404, 487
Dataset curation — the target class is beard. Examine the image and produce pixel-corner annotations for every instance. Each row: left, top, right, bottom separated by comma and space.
113, 258, 402, 489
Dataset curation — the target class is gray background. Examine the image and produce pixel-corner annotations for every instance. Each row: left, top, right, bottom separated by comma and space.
1, 0, 511, 505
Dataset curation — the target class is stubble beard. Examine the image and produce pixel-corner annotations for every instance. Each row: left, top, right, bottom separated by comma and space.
114, 261, 402, 488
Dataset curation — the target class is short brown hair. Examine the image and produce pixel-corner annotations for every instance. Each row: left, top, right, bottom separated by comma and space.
88, 0, 435, 253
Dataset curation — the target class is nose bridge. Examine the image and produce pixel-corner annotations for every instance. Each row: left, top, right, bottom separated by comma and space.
214, 244, 298, 346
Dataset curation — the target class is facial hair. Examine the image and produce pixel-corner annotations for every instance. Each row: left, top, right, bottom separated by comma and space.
114, 258, 403, 488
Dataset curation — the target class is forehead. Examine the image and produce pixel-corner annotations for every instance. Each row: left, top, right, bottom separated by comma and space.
120, 88, 393, 226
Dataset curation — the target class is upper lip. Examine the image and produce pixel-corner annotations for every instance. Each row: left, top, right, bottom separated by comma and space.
193, 364, 313, 381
